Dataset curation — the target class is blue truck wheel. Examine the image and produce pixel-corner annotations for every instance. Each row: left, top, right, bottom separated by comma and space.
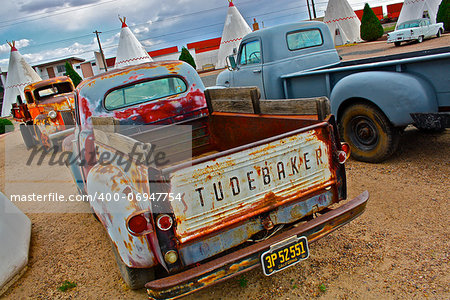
340, 103, 400, 163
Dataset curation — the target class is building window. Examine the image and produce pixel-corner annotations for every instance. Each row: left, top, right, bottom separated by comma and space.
56, 65, 66, 73
76, 66, 81, 69
91, 62, 97, 66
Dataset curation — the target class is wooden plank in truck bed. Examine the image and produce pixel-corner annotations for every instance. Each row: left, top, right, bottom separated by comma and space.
205, 87, 330, 120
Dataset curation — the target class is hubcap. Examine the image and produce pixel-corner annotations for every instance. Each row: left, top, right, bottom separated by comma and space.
350, 117, 379, 150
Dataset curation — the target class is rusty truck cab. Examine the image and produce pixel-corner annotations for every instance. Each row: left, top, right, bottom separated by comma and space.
19, 76, 76, 147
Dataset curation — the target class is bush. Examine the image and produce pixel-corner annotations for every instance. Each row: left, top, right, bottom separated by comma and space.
360, 3, 384, 41
0, 118, 14, 134
64, 61, 83, 87
178, 47, 196, 70
437, 0, 450, 32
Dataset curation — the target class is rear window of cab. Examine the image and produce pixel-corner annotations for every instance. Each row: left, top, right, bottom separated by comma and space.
286, 29, 323, 51
104, 76, 187, 110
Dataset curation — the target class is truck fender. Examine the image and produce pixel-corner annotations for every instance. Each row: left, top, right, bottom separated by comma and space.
331, 71, 438, 126
86, 164, 157, 268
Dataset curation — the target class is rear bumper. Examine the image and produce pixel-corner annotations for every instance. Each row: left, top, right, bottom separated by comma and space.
146, 191, 369, 300
411, 112, 450, 129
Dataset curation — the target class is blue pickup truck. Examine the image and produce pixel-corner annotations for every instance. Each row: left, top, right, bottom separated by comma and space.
216, 21, 450, 162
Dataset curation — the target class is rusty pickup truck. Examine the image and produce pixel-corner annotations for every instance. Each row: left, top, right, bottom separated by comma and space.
64, 60, 368, 299
12, 76, 76, 148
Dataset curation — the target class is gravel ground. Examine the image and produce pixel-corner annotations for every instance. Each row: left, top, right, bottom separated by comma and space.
1, 36, 449, 300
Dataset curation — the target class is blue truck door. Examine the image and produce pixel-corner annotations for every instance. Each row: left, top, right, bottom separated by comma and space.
233, 39, 265, 97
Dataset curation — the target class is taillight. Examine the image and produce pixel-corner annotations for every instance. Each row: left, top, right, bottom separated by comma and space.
338, 142, 351, 164
164, 250, 178, 264
156, 214, 173, 231
128, 214, 148, 234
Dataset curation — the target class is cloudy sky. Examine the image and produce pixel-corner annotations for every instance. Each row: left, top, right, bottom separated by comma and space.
0, 0, 403, 70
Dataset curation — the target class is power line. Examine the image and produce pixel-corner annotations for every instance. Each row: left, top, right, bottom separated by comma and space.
20, 0, 325, 51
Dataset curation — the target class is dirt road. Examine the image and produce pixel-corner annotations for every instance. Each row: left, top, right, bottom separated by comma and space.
1, 36, 449, 300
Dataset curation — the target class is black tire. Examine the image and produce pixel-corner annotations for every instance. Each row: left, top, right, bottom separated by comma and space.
436, 29, 442, 38
418, 35, 423, 43
394, 41, 401, 47
19, 124, 37, 149
339, 103, 400, 163
111, 243, 155, 289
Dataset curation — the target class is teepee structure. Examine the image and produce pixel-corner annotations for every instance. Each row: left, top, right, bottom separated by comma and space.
114, 17, 153, 69
217, 0, 252, 69
323, 0, 362, 46
1, 41, 42, 117
396, 0, 442, 28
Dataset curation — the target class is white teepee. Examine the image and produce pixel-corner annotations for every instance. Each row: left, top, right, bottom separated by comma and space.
323, 0, 362, 46
114, 17, 153, 69
217, 0, 252, 69
1, 42, 42, 117
396, 0, 442, 28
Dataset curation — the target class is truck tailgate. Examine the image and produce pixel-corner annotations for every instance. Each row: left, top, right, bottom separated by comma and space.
166, 123, 336, 244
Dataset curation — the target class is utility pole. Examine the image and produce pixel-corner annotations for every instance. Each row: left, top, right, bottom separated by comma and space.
311, 0, 317, 19
306, 0, 312, 20
93, 30, 108, 72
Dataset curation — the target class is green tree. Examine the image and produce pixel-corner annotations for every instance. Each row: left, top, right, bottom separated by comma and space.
178, 47, 196, 70
0, 118, 14, 134
64, 61, 83, 87
437, 0, 450, 32
360, 3, 384, 41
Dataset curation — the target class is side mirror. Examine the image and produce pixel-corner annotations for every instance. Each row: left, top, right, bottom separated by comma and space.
226, 55, 237, 71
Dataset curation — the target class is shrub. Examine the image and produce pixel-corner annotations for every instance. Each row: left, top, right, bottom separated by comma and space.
0, 118, 14, 134
360, 3, 384, 41
178, 47, 196, 70
437, 0, 450, 32
64, 61, 83, 87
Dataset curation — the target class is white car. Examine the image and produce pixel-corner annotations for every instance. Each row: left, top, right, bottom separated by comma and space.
387, 18, 444, 46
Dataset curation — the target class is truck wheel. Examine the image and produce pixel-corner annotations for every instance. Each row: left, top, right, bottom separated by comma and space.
436, 29, 442, 38
111, 243, 155, 289
418, 36, 423, 43
394, 41, 401, 47
19, 124, 37, 149
340, 104, 400, 163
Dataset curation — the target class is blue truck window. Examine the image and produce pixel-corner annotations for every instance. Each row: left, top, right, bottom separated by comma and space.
287, 29, 323, 51
104, 77, 187, 110
239, 40, 261, 65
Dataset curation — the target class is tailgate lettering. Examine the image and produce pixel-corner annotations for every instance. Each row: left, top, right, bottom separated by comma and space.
194, 147, 325, 207
262, 167, 271, 185
195, 187, 205, 207
304, 152, 311, 170
247, 172, 256, 190
231, 177, 240, 195
213, 182, 224, 201
277, 162, 286, 180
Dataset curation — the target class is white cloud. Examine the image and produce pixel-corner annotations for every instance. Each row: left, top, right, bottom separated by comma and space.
0, 39, 32, 54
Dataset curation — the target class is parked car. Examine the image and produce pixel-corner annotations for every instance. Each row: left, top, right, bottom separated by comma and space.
11, 76, 76, 148
216, 21, 450, 163
64, 60, 368, 299
387, 18, 444, 46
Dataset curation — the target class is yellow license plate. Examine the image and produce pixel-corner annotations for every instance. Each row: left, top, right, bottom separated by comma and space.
261, 236, 309, 276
